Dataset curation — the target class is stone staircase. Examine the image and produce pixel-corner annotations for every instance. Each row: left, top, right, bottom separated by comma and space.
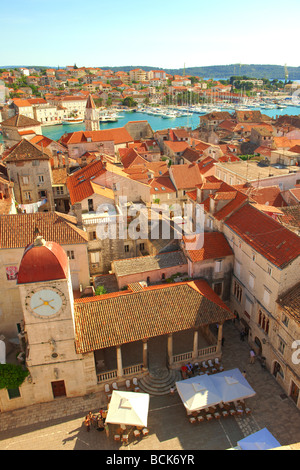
138, 367, 182, 396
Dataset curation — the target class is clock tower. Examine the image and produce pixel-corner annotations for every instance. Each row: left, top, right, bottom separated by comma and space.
17, 236, 96, 402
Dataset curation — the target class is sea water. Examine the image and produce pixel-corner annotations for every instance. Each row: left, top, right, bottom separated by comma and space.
1, 106, 300, 144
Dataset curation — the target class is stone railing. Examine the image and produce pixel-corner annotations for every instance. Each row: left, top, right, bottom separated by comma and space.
172, 345, 218, 366
97, 363, 144, 383
197, 345, 217, 358
97, 369, 117, 383
173, 351, 193, 364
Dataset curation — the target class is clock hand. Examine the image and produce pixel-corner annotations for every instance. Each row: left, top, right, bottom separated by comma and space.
33, 303, 45, 309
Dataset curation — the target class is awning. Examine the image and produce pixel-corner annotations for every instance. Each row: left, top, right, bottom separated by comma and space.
105, 390, 150, 427
176, 374, 222, 412
237, 428, 281, 450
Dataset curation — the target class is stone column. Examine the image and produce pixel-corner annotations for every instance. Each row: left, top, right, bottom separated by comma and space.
142, 339, 148, 371
116, 345, 123, 378
217, 323, 223, 354
167, 334, 173, 366
193, 329, 199, 359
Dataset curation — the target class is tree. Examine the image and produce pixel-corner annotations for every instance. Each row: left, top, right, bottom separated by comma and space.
95, 286, 107, 296
0, 364, 29, 390
122, 96, 137, 108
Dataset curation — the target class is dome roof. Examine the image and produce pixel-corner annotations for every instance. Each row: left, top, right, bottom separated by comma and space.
17, 236, 68, 284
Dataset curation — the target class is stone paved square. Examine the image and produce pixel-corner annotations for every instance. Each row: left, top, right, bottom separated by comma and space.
1, 322, 300, 450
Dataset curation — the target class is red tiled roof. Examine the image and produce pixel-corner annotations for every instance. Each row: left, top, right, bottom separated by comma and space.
17, 239, 68, 284
183, 232, 233, 262
66, 160, 106, 204
170, 163, 203, 190
73, 280, 234, 353
61, 127, 134, 146
214, 191, 249, 221
225, 203, 300, 268
164, 141, 189, 152
150, 176, 176, 194
120, 148, 147, 168
197, 157, 217, 175
0, 212, 88, 249
234, 185, 287, 207
290, 188, 300, 201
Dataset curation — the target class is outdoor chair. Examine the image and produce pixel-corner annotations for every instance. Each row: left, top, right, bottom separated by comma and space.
121, 434, 129, 444
197, 415, 205, 423
125, 379, 131, 390
112, 382, 118, 390
208, 360, 214, 368
229, 408, 236, 416
189, 417, 197, 424
202, 361, 208, 369
222, 410, 229, 418
133, 378, 140, 392
114, 434, 120, 441
142, 428, 149, 436
206, 413, 213, 421
133, 429, 141, 438
214, 412, 221, 419
104, 384, 112, 400
245, 407, 252, 415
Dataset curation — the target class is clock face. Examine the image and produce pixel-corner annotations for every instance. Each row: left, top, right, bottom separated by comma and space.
27, 287, 65, 317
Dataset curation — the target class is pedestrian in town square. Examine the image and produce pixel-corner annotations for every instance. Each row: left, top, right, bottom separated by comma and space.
186, 362, 194, 376
84, 415, 91, 432
250, 349, 255, 364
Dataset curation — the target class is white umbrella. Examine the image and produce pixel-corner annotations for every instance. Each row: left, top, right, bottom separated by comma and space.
212, 368, 256, 403
105, 390, 150, 427
237, 428, 281, 450
176, 374, 221, 412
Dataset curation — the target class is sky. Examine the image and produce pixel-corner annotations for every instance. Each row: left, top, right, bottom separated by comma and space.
1, 0, 300, 69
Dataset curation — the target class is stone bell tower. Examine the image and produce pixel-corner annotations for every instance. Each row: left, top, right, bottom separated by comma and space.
84, 94, 100, 131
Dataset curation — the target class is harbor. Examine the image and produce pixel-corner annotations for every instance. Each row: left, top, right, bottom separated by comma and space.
41, 101, 300, 142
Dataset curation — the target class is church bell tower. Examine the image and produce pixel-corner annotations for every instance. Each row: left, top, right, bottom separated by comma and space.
84, 94, 100, 131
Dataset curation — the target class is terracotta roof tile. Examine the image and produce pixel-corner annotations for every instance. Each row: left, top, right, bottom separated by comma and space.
3, 139, 51, 162
1, 114, 41, 128
61, 127, 134, 146
73, 280, 234, 353
225, 203, 300, 268
183, 232, 233, 262
0, 212, 88, 248
170, 163, 203, 190
66, 160, 106, 204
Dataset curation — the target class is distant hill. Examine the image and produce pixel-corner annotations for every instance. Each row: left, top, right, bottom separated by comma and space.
101, 64, 300, 80
2, 63, 300, 80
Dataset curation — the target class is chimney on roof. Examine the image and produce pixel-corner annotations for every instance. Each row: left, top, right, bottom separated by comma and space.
64, 152, 70, 174
58, 152, 63, 168
53, 151, 59, 169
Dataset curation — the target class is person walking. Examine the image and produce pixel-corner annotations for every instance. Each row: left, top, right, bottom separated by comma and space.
84, 415, 91, 432
250, 349, 255, 364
